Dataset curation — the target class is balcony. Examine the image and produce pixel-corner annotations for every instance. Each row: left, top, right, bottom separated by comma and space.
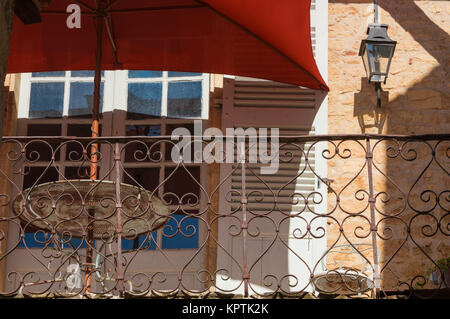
0, 134, 448, 299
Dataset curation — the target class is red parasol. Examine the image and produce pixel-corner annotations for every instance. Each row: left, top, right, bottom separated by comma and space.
8, 0, 327, 91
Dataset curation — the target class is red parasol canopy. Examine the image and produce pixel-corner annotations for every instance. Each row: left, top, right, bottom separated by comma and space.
7, 0, 328, 91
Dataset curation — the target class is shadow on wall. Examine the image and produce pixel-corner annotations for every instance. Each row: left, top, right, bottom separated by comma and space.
379, 0, 449, 298
354, 78, 388, 133
381, 0, 448, 135
333, 0, 450, 297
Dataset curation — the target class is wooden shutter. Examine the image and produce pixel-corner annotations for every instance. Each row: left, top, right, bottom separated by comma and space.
216, 3, 325, 294
230, 127, 316, 216
232, 81, 316, 109
217, 81, 321, 294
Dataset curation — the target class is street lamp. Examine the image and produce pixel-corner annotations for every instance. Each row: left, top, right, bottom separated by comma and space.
359, 24, 396, 107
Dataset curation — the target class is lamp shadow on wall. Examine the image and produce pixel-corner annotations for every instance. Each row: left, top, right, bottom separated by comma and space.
353, 78, 389, 134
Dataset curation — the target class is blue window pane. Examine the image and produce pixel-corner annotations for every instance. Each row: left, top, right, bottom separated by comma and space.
32, 71, 65, 77
121, 238, 135, 251
19, 232, 87, 249
162, 215, 198, 249
71, 71, 104, 77
29, 82, 64, 118
168, 71, 202, 77
140, 233, 157, 250
129, 71, 162, 78
69, 82, 104, 117
62, 237, 87, 249
19, 232, 49, 248
167, 81, 202, 118
128, 83, 162, 117
122, 233, 157, 251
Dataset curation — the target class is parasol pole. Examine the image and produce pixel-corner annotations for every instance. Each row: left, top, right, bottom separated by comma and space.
85, 7, 104, 294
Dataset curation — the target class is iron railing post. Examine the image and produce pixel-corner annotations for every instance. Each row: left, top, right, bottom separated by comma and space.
114, 142, 125, 296
239, 140, 249, 297
366, 137, 381, 298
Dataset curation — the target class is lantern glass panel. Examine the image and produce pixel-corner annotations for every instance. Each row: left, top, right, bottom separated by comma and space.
361, 48, 370, 78
366, 43, 395, 82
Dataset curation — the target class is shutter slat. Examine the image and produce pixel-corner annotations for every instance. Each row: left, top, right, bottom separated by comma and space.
234, 100, 315, 108
231, 127, 316, 215
235, 93, 315, 101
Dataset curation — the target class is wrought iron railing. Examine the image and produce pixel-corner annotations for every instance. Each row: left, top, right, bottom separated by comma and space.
0, 134, 448, 298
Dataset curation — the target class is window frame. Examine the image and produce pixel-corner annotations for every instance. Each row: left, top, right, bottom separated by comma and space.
116, 116, 208, 251
18, 71, 210, 120
15, 70, 210, 251
18, 71, 112, 119
110, 70, 209, 119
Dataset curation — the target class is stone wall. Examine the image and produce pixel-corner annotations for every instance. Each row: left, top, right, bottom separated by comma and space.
329, 0, 449, 135
327, 0, 449, 293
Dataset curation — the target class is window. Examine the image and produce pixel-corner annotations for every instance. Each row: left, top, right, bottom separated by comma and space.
24, 71, 105, 119
121, 122, 202, 251
125, 71, 207, 119
19, 70, 209, 119
17, 70, 209, 251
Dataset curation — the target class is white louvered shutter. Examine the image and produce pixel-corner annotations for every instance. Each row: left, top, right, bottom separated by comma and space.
230, 127, 316, 216
215, 2, 326, 295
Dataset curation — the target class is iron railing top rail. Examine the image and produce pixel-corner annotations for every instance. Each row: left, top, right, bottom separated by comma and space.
1, 133, 449, 143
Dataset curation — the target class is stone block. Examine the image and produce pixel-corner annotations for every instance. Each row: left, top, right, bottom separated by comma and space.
408, 89, 443, 109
